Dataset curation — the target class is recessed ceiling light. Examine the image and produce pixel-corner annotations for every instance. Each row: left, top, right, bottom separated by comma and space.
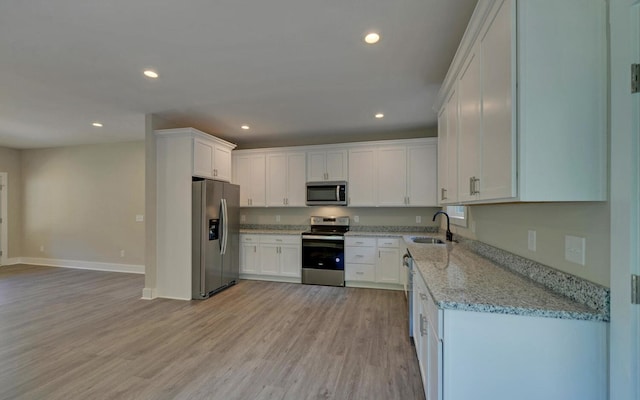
143, 69, 159, 78
241, 125, 250, 130
364, 32, 380, 44
375, 113, 384, 119
92, 122, 103, 127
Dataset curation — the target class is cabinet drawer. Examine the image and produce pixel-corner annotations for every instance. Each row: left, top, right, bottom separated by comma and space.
345, 237, 376, 247
259, 235, 300, 245
241, 235, 261, 243
345, 246, 376, 264
377, 238, 399, 248
345, 264, 375, 282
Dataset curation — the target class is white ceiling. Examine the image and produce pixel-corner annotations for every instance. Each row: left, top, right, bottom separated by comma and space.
0, 0, 477, 149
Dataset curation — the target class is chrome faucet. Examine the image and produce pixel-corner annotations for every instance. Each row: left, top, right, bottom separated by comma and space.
432, 211, 453, 242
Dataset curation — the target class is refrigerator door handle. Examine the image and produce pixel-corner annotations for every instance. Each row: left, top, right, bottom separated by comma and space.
220, 198, 229, 255
200, 184, 207, 296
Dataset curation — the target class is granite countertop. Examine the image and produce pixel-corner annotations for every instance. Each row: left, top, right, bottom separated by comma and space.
239, 229, 304, 235
405, 235, 606, 322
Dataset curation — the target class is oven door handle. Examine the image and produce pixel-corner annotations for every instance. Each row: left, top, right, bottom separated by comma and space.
301, 235, 344, 241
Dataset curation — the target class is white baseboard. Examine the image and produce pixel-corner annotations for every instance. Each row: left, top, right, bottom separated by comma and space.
18, 257, 144, 274
239, 273, 302, 284
141, 287, 157, 300
4, 257, 21, 266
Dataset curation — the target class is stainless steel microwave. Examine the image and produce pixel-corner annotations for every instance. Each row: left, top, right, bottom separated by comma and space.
306, 181, 348, 206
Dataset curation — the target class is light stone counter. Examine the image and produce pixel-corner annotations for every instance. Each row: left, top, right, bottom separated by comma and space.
239, 229, 304, 236
405, 235, 607, 321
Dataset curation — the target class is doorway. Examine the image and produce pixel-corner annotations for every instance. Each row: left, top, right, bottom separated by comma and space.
609, 0, 640, 398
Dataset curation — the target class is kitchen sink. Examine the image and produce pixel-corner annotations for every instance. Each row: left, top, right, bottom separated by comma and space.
411, 237, 445, 244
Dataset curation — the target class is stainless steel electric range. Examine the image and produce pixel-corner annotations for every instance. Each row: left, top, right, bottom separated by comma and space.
301, 216, 349, 287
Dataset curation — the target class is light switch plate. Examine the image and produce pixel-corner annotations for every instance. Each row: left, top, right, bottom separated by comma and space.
353, 215, 359, 223
275, 215, 281, 222
240, 215, 246, 223
135, 214, 144, 222
565, 235, 586, 265
528, 230, 536, 252
415, 216, 422, 223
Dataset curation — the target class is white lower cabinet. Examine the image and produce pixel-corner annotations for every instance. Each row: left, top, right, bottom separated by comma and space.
412, 268, 607, 400
240, 234, 301, 282
345, 237, 403, 289
239, 235, 260, 274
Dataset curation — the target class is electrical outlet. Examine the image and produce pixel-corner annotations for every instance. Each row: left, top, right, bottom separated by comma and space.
275, 215, 281, 222
39, 245, 44, 252
135, 214, 144, 222
353, 215, 359, 223
240, 214, 246, 223
120, 250, 125, 258
565, 235, 586, 265
528, 230, 536, 252
415, 216, 422, 223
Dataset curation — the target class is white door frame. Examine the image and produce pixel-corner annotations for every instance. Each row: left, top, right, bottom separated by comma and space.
609, 0, 639, 399
0, 172, 7, 266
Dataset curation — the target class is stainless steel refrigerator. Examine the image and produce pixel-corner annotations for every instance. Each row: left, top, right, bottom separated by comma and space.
192, 179, 240, 299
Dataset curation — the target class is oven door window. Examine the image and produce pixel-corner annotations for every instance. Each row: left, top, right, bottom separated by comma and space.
302, 239, 344, 270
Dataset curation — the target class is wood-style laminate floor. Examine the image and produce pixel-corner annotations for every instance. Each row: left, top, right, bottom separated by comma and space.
0, 265, 424, 400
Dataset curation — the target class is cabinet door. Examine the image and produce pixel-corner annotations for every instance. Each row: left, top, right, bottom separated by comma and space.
377, 146, 407, 206
457, 43, 482, 202
348, 147, 377, 206
213, 144, 232, 182
445, 89, 460, 203
235, 155, 252, 206
259, 244, 280, 275
479, 0, 515, 201
376, 247, 400, 284
306, 152, 327, 181
236, 154, 266, 207
279, 244, 301, 277
240, 242, 259, 274
407, 144, 437, 206
193, 137, 214, 178
326, 150, 347, 180
266, 153, 288, 206
437, 106, 449, 205
427, 326, 442, 400
286, 153, 306, 206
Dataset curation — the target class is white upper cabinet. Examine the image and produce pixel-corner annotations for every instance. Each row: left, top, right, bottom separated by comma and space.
266, 152, 306, 206
377, 146, 408, 206
306, 149, 347, 182
456, 42, 482, 203
435, 0, 607, 204
191, 132, 235, 182
233, 154, 266, 207
233, 138, 437, 208
407, 143, 438, 207
348, 146, 377, 206
438, 89, 460, 205
377, 140, 438, 207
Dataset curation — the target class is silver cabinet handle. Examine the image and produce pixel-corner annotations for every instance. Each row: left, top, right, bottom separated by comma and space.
421, 315, 428, 336
469, 177, 474, 195
441, 188, 447, 200
475, 177, 480, 194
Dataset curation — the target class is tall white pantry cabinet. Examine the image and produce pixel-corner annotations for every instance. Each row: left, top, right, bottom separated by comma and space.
155, 128, 236, 300
436, 0, 607, 205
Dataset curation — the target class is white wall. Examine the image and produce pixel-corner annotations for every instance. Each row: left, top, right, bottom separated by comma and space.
20, 141, 145, 265
0, 146, 22, 259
